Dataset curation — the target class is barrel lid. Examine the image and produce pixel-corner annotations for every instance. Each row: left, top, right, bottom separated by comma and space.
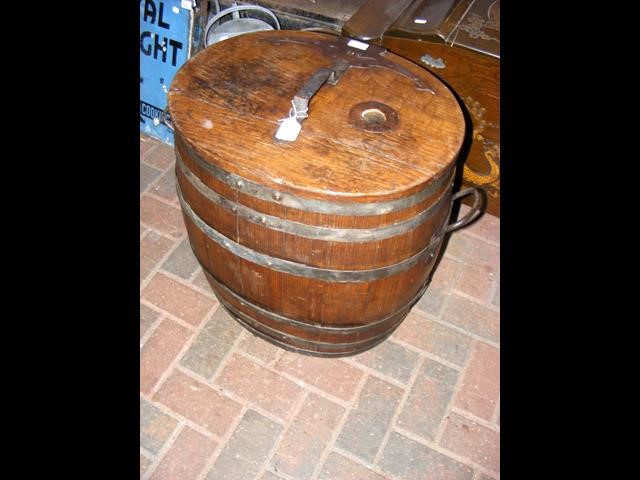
168, 31, 464, 203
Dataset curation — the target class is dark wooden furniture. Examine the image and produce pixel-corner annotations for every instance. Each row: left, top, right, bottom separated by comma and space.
343, 0, 501, 216
168, 31, 481, 356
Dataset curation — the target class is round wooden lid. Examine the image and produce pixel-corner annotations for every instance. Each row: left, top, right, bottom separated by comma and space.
169, 31, 465, 203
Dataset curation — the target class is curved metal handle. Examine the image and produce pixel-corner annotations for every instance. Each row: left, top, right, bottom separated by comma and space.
275, 65, 349, 141
161, 106, 174, 131
442, 187, 485, 235
292, 67, 338, 119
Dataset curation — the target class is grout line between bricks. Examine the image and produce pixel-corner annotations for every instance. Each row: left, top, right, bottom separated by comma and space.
257, 390, 310, 479
140, 391, 224, 445
428, 251, 466, 319
308, 370, 371, 480
464, 228, 500, 248
342, 356, 417, 390
490, 395, 500, 426
141, 149, 176, 176
140, 446, 155, 461
450, 406, 500, 433
369, 336, 465, 373
232, 350, 353, 410
450, 289, 501, 314
263, 467, 298, 480
139, 220, 187, 244
232, 331, 273, 368
142, 422, 186, 480
188, 265, 202, 283
140, 234, 186, 291
140, 228, 179, 247
195, 404, 251, 480
420, 313, 500, 350
473, 469, 489, 480
433, 339, 475, 444
268, 347, 286, 368
393, 425, 500, 479
207, 325, 247, 384
139, 315, 165, 348
331, 447, 403, 480
156, 268, 217, 301
176, 364, 288, 428
145, 190, 182, 210
146, 306, 219, 396
140, 140, 160, 159
372, 354, 427, 467
139, 299, 209, 333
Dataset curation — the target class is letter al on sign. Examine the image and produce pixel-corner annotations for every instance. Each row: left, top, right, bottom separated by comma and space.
140, 0, 205, 145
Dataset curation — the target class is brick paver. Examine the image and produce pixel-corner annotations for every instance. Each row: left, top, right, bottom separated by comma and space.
336, 376, 404, 463
454, 342, 500, 421
140, 397, 178, 454
270, 393, 344, 479
379, 432, 474, 480
153, 370, 242, 436
140, 319, 193, 394
141, 273, 217, 327
161, 238, 200, 279
396, 358, 459, 441
139, 135, 500, 479
180, 308, 242, 378
205, 410, 283, 480
149, 426, 217, 480
216, 354, 304, 420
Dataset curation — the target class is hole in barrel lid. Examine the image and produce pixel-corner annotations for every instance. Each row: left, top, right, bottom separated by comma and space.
360, 108, 387, 126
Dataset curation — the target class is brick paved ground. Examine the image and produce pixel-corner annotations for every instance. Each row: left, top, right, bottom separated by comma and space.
140, 135, 500, 480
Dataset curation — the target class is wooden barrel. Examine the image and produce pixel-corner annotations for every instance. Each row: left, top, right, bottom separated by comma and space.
168, 31, 479, 357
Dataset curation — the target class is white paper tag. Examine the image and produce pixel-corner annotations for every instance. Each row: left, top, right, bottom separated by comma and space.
275, 117, 301, 142
347, 39, 369, 51
181, 0, 193, 10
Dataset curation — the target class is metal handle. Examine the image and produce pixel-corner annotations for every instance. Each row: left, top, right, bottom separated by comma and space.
442, 187, 485, 235
291, 67, 338, 120
275, 64, 349, 141
161, 106, 174, 131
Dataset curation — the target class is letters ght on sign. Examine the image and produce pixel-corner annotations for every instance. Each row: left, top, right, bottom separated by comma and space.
140, 0, 184, 67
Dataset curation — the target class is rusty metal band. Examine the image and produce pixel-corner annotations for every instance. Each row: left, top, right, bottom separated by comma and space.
178, 145, 454, 216
205, 266, 431, 333
221, 303, 393, 357
178, 183, 444, 282
219, 296, 401, 350
177, 154, 451, 243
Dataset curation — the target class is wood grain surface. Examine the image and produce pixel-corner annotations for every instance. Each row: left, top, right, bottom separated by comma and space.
169, 31, 466, 356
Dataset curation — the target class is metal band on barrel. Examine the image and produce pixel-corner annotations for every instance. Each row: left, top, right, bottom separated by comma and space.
221, 302, 393, 357
177, 154, 451, 243
220, 298, 399, 349
177, 184, 444, 282
178, 143, 454, 216
206, 267, 431, 333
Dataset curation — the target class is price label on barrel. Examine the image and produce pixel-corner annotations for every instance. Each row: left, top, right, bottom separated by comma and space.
275, 117, 302, 142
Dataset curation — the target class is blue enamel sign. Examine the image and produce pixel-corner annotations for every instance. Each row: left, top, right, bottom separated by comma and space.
140, 0, 194, 145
